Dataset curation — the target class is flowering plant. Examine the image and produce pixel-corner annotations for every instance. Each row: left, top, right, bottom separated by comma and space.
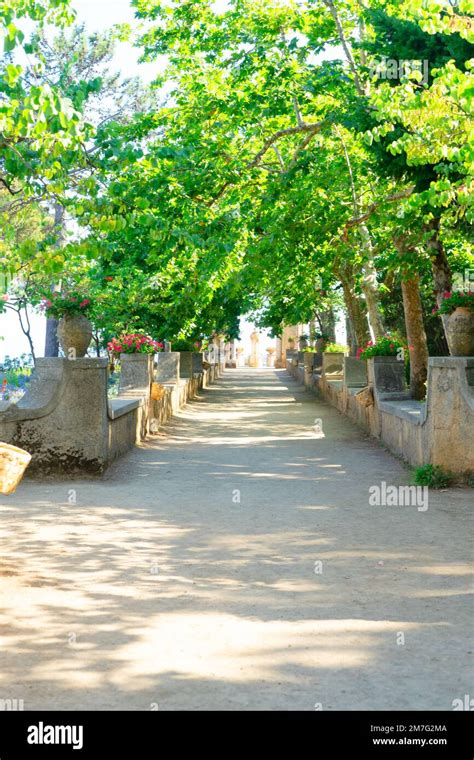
40, 291, 92, 319
433, 291, 474, 316
357, 335, 406, 360
107, 333, 164, 355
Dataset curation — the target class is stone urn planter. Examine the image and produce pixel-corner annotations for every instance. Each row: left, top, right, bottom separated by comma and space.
57, 314, 92, 358
445, 307, 474, 356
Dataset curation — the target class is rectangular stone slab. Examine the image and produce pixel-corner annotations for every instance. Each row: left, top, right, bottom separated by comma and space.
156, 352, 180, 384
344, 357, 368, 388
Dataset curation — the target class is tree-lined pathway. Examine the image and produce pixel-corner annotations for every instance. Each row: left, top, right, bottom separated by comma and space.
0, 369, 471, 710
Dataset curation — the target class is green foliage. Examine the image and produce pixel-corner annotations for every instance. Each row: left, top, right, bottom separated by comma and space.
171, 339, 202, 351
324, 342, 348, 354
413, 464, 453, 489
2, 0, 472, 367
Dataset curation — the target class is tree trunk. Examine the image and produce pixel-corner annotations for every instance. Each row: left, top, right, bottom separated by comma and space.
359, 224, 385, 339
424, 216, 452, 348
44, 318, 59, 357
338, 267, 371, 348
44, 202, 64, 357
394, 234, 429, 399
400, 274, 428, 399
346, 313, 357, 356
316, 308, 336, 343
425, 216, 452, 302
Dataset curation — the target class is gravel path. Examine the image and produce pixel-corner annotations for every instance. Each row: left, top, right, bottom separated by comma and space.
0, 368, 472, 710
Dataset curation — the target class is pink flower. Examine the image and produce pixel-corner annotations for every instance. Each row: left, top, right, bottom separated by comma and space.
79, 299, 90, 307
1, 294, 9, 302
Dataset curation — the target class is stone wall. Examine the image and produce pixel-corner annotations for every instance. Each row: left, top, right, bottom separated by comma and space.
287, 353, 474, 479
0, 353, 221, 476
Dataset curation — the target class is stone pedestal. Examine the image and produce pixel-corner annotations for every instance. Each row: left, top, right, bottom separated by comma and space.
322, 352, 344, 378
156, 352, 180, 384
179, 352, 203, 377
343, 357, 368, 389
426, 357, 474, 474
119, 354, 154, 393
367, 356, 406, 396
179, 352, 193, 378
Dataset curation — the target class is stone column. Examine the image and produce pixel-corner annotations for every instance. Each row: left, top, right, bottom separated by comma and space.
249, 331, 260, 367
281, 325, 299, 359
275, 337, 284, 368
266, 347, 276, 367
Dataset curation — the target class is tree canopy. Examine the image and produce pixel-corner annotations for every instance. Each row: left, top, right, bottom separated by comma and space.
1, 0, 473, 396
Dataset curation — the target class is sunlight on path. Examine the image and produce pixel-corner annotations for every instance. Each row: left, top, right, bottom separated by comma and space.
0, 369, 472, 710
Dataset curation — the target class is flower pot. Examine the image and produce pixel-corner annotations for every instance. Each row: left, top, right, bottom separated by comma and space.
0, 443, 31, 494
57, 315, 92, 358
445, 307, 474, 357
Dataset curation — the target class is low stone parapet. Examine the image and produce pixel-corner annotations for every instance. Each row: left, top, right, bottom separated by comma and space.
287, 353, 474, 478
0, 352, 221, 477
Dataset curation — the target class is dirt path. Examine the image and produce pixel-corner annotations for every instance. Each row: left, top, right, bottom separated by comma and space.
0, 368, 472, 710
